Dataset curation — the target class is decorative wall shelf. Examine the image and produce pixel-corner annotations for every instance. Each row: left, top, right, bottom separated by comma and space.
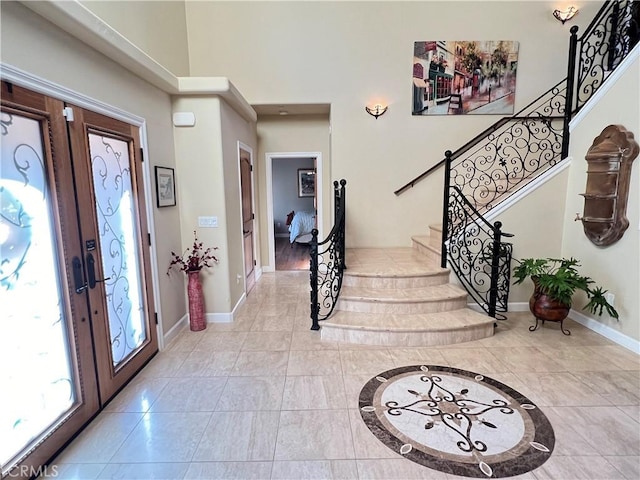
577, 124, 638, 246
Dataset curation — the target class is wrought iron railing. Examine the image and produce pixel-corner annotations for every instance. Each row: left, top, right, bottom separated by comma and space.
395, 1, 637, 319
442, 183, 514, 318
310, 179, 346, 330
570, 0, 639, 114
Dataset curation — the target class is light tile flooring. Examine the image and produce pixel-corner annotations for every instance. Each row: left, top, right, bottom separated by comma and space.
50, 271, 640, 479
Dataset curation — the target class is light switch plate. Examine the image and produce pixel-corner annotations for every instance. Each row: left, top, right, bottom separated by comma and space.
198, 216, 218, 228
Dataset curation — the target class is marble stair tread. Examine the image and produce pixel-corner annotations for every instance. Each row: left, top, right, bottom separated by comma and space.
346, 247, 440, 267
339, 283, 467, 303
323, 309, 493, 332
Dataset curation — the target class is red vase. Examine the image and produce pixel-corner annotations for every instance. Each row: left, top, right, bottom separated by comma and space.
187, 270, 206, 331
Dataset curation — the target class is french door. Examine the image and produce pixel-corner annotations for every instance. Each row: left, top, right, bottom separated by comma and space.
0, 83, 157, 478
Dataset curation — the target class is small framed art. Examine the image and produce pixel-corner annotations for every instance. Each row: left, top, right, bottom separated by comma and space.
298, 168, 316, 197
155, 166, 176, 207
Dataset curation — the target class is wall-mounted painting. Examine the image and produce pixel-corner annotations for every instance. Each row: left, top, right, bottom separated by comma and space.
298, 168, 316, 197
412, 40, 519, 115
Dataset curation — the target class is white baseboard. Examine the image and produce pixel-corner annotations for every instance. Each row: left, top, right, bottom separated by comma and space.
255, 267, 263, 282
469, 302, 638, 352
205, 292, 248, 323
262, 265, 275, 273
162, 314, 188, 349
569, 309, 640, 354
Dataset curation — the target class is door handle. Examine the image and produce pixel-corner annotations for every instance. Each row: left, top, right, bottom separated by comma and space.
72, 256, 88, 294
86, 253, 111, 289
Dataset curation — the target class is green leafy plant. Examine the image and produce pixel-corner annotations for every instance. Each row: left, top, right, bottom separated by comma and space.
513, 257, 619, 319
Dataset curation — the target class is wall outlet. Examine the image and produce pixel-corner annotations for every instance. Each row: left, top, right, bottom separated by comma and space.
198, 216, 218, 228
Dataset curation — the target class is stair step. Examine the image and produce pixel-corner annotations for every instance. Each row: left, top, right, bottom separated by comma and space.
343, 265, 449, 289
412, 235, 441, 262
321, 310, 494, 346
338, 284, 468, 314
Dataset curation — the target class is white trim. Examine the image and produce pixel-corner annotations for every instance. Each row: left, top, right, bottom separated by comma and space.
205, 312, 234, 323
469, 301, 639, 353
265, 152, 324, 270
569, 309, 640, 354
21, 0, 179, 93
178, 78, 256, 122
570, 43, 640, 131
0, 63, 165, 349
484, 159, 572, 221
162, 315, 188, 350
1, 64, 145, 125
262, 265, 276, 273
6, 6, 255, 122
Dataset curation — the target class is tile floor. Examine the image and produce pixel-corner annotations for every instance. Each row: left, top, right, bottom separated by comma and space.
50, 271, 640, 479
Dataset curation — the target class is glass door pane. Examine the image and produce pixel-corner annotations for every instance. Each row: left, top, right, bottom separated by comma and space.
87, 133, 147, 368
0, 112, 76, 468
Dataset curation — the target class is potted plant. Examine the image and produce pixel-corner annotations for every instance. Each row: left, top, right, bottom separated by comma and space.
167, 230, 219, 331
512, 257, 618, 335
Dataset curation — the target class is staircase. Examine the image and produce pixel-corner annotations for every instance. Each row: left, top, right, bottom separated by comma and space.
319, 225, 494, 346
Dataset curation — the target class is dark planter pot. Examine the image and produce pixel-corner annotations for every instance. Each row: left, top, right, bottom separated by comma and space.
528, 279, 571, 335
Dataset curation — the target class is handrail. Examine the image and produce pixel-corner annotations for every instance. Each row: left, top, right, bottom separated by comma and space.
395, 77, 568, 196
310, 179, 347, 330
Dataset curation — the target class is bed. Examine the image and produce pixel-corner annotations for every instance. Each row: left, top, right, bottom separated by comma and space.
286, 210, 316, 244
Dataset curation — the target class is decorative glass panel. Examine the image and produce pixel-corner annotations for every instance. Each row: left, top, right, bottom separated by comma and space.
88, 133, 146, 367
0, 112, 75, 468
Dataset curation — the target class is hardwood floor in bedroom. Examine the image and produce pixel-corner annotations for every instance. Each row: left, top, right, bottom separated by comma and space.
275, 236, 310, 271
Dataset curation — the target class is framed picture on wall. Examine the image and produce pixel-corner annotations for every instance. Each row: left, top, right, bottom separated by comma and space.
155, 166, 176, 207
298, 168, 316, 197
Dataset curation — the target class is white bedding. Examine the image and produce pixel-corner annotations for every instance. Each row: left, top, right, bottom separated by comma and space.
289, 211, 316, 243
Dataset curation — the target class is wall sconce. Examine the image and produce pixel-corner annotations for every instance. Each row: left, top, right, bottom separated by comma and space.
365, 104, 388, 119
553, 6, 579, 24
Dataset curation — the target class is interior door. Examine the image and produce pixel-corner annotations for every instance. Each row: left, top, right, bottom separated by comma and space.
66, 106, 158, 403
240, 147, 255, 293
1, 84, 99, 478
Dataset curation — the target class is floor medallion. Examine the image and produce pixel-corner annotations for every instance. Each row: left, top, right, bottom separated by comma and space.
359, 365, 555, 478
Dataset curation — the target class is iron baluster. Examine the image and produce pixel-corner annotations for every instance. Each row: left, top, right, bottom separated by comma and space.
309, 179, 347, 329
441, 151, 452, 268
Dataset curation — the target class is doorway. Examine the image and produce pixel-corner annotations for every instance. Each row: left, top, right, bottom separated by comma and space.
265, 152, 323, 271
1, 83, 157, 478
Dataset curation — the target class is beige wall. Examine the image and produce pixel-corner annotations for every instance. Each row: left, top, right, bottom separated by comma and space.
171, 96, 258, 314
562, 54, 640, 342
1, 1, 185, 336
256, 114, 331, 269
493, 170, 570, 303
79, 0, 190, 76
171, 97, 230, 313
185, 0, 603, 247
220, 101, 259, 305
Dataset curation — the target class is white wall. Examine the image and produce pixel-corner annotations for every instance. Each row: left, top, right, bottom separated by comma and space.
0, 1, 185, 336
185, 0, 603, 247
563, 53, 640, 342
273, 158, 316, 236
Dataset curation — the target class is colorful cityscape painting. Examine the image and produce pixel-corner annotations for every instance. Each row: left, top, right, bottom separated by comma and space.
412, 40, 519, 115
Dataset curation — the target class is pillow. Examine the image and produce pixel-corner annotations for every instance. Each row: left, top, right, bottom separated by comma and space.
286, 211, 295, 226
